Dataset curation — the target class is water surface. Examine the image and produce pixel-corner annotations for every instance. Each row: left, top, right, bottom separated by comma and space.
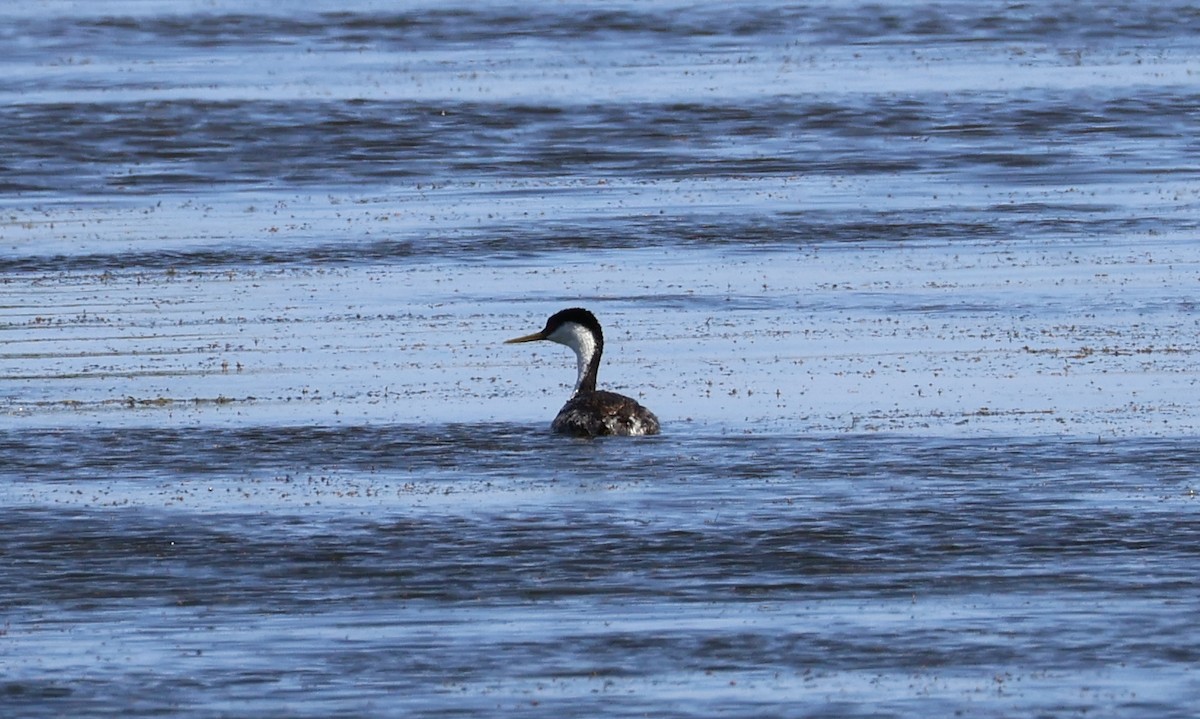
3, 1, 1200, 716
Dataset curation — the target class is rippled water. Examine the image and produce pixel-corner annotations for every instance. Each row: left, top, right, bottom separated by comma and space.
3, 1, 1200, 716
4, 428, 1199, 716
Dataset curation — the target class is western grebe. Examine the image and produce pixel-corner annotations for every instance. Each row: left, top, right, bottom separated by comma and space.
505, 307, 661, 437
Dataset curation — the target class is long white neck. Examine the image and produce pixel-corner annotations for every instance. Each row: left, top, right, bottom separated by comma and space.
546, 321, 600, 393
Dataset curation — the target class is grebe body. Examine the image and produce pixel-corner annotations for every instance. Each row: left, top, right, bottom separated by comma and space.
505, 308, 660, 437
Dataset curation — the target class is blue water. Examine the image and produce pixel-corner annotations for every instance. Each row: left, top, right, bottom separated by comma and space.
3, 1, 1200, 716
3, 429, 1199, 716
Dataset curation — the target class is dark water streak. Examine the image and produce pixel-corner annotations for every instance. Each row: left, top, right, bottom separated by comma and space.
5, 93, 1198, 195
6, 2, 1200, 51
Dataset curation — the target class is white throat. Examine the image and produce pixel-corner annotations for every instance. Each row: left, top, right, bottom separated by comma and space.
546, 321, 597, 391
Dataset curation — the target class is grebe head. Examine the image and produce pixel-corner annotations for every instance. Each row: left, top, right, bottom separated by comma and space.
505, 308, 603, 393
